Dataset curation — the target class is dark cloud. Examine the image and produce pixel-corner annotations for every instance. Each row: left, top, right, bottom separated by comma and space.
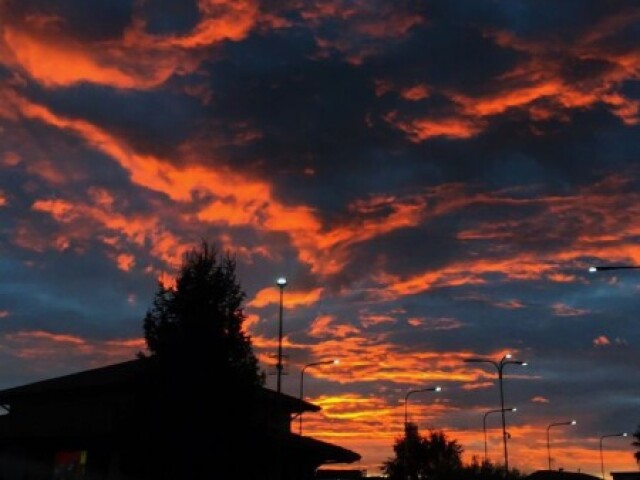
139, 0, 201, 36
2, 0, 135, 41
0, 0, 640, 472
25, 82, 205, 158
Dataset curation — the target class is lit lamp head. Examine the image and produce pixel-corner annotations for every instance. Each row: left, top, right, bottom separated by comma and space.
276, 277, 287, 288
511, 407, 518, 412
333, 359, 340, 365
434, 386, 442, 392
571, 420, 577, 425
622, 432, 629, 437
588, 266, 597, 273
505, 353, 513, 359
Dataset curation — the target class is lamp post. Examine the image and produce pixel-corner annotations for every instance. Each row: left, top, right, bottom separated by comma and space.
600, 432, 628, 480
404, 386, 442, 431
484, 408, 517, 463
299, 359, 339, 435
403, 386, 441, 480
276, 277, 287, 393
589, 266, 640, 272
464, 354, 527, 473
546, 420, 576, 470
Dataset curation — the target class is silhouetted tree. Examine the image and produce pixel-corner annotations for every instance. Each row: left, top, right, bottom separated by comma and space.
382, 423, 463, 480
461, 457, 524, 480
143, 240, 263, 386
130, 241, 264, 479
633, 425, 640, 464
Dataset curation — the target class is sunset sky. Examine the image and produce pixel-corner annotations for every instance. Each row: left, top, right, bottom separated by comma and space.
1, 0, 640, 475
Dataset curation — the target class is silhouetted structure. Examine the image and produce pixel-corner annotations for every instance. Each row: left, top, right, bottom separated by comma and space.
611, 473, 640, 480
0, 358, 359, 479
527, 471, 600, 480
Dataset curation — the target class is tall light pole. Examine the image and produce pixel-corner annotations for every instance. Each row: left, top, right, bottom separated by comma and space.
546, 420, 576, 470
403, 386, 442, 480
404, 386, 442, 431
589, 266, 640, 272
299, 359, 339, 435
600, 432, 628, 480
483, 408, 517, 463
276, 277, 287, 393
464, 354, 527, 473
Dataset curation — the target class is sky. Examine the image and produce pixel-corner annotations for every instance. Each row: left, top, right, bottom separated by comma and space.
1, 0, 640, 475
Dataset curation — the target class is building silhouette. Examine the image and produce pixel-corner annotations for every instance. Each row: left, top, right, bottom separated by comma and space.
0, 359, 359, 479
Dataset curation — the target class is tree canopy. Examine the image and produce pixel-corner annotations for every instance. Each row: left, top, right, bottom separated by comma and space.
143, 241, 263, 386
131, 241, 265, 479
382, 424, 463, 480
382, 424, 524, 480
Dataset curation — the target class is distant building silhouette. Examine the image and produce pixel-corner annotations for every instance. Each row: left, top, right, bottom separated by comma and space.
315, 469, 386, 479
527, 471, 601, 480
611, 473, 640, 480
0, 359, 359, 479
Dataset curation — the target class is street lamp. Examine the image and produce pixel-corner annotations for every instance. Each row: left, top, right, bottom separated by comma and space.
404, 386, 442, 431
483, 407, 517, 463
464, 354, 527, 473
546, 420, 576, 470
589, 266, 640, 272
299, 359, 339, 435
276, 277, 287, 393
600, 432, 628, 480
403, 386, 441, 480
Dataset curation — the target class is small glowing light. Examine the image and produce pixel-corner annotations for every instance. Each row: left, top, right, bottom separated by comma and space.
333, 359, 340, 365
512, 408, 518, 412
571, 420, 577, 425
521, 362, 528, 366
276, 277, 287, 286
505, 353, 512, 359
623, 432, 628, 437
434, 386, 442, 392
588, 266, 597, 273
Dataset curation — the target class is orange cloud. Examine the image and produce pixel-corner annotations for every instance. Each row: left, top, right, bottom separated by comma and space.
3, 28, 160, 89
401, 84, 430, 101
0, 330, 146, 368
1, 0, 260, 90
531, 396, 550, 403
593, 335, 611, 346
387, 112, 482, 141
249, 287, 324, 309
116, 253, 136, 272
309, 315, 361, 338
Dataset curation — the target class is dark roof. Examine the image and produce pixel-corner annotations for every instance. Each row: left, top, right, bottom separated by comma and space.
528, 471, 601, 480
287, 434, 361, 464
0, 358, 319, 413
611, 474, 640, 480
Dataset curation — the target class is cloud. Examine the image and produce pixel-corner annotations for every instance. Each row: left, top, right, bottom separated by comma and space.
593, 335, 611, 346
531, 396, 550, 403
1, 1, 640, 475
552, 303, 589, 317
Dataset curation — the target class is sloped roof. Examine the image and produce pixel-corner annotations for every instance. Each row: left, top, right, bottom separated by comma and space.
286, 434, 361, 464
0, 358, 319, 413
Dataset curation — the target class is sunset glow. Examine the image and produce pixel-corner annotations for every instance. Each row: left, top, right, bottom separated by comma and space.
1, 0, 640, 476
